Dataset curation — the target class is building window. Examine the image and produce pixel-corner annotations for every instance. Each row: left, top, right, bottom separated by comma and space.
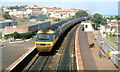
85, 25, 88, 28
9, 23, 10, 26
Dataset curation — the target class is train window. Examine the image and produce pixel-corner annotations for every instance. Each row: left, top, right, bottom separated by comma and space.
37, 34, 49, 40
53, 35, 55, 40
85, 25, 88, 28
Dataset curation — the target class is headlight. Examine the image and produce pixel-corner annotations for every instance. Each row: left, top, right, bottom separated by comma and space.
36, 43, 50, 46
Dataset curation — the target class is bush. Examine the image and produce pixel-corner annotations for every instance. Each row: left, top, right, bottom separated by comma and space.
23, 17, 29, 19
20, 31, 33, 39
13, 32, 20, 39
5, 31, 35, 40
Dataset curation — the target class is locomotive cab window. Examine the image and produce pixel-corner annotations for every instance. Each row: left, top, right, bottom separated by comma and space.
37, 34, 49, 40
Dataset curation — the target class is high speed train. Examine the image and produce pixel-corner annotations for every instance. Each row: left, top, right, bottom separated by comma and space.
35, 15, 90, 52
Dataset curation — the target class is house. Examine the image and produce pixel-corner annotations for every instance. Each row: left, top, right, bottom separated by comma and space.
99, 24, 116, 37
49, 10, 76, 19
41, 7, 62, 15
81, 21, 93, 32
9, 9, 29, 18
3, 8, 12, 12
48, 18, 55, 22
99, 25, 106, 37
110, 19, 117, 22
26, 9, 42, 16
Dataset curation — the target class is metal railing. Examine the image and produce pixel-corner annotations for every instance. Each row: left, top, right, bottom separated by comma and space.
93, 31, 120, 69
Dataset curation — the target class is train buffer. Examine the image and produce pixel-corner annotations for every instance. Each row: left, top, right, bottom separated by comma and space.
99, 51, 105, 58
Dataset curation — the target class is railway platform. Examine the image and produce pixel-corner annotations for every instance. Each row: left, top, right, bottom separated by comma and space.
2, 38, 36, 70
75, 25, 119, 71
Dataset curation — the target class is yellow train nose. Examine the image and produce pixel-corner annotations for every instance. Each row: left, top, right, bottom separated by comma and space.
36, 46, 53, 52
35, 42, 53, 52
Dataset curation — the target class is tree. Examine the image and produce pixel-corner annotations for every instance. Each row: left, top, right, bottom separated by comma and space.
3, 12, 11, 19
9, 6, 21, 9
92, 13, 106, 30
101, 18, 107, 25
109, 16, 114, 20
115, 16, 119, 20
74, 10, 88, 18
13, 32, 20, 39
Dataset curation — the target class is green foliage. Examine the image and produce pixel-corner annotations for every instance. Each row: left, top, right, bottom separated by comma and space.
69, 15, 74, 18
13, 32, 20, 39
106, 17, 110, 19
5, 31, 35, 40
109, 16, 114, 20
3, 12, 11, 19
9, 6, 21, 9
37, 14, 49, 21
92, 13, 107, 30
11, 17, 17, 21
111, 34, 115, 37
103, 31, 105, 34
93, 13, 103, 25
20, 31, 33, 39
23, 17, 29, 19
74, 10, 88, 18
30, 16, 36, 19
101, 18, 107, 25
54, 18, 60, 21
115, 16, 120, 20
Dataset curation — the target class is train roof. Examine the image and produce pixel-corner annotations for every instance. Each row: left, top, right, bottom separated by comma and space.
41, 18, 74, 32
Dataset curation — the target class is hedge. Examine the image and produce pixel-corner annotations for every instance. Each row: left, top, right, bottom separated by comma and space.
5, 31, 36, 40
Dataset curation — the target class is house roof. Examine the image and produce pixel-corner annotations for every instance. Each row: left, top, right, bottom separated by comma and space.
40, 7, 49, 8
60, 13, 68, 15
55, 10, 71, 13
33, 5, 37, 7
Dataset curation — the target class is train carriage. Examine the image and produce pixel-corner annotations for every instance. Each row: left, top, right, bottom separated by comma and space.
35, 16, 90, 52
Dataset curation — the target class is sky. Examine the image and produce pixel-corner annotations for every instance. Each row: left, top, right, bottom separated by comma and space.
0, 0, 119, 2
0, 0, 119, 16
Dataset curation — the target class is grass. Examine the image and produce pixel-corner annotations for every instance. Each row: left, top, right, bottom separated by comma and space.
18, 21, 29, 25
60, 18, 68, 21
106, 36, 120, 47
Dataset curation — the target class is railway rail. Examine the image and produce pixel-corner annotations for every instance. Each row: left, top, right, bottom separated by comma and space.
4, 23, 81, 72
56, 24, 79, 71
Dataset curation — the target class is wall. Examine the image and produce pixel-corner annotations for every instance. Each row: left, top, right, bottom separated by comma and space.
5, 26, 28, 35
4, 22, 51, 35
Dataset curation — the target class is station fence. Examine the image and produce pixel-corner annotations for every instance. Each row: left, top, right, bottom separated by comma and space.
93, 31, 120, 69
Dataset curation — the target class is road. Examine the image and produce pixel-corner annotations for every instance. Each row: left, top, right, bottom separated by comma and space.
78, 25, 98, 70
2, 38, 36, 70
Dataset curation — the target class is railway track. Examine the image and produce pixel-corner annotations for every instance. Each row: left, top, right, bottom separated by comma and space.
4, 23, 80, 72
56, 24, 79, 71
23, 53, 49, 72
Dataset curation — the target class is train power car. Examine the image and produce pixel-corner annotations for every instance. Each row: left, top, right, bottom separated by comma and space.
35, 15, 90, 52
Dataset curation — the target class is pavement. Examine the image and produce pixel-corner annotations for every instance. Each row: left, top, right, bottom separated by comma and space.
77, 26, 98, 70
76, 25, 119, 71
2, 38, 36, 70
87, 32, 118, 70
